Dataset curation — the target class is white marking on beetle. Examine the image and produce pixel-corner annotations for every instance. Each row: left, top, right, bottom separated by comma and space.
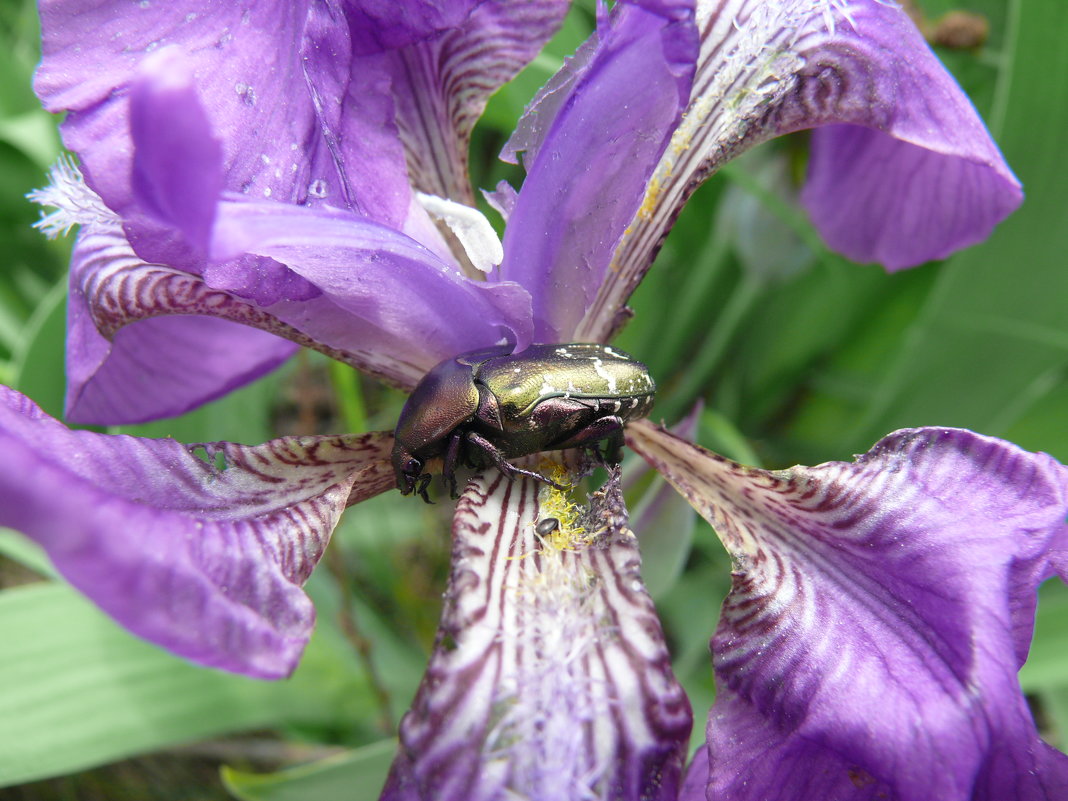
590, 358, 617, 393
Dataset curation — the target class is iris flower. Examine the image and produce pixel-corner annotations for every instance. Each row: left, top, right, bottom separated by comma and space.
4, 0, 1065, 798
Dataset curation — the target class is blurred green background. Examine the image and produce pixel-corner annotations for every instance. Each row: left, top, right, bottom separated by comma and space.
1, 0, 1066, 798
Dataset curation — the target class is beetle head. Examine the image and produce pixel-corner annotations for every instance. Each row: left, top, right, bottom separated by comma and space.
393, 449, 432, 503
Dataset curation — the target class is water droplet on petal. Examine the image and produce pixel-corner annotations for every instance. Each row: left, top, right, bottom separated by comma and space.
308, 179, 328, 198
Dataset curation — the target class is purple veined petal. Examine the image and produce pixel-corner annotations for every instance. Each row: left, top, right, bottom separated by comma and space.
576, 0, 1022, 340
38, 2, 320, 211
627, 420, 1068, 801
0, 385, 394, 679
67, 227, 299, 425
36, 0, 421, 236
498, 0, 697, 343
213, 199, 535, 363
340, 0, 483, 55
67, 223, 458, 424
381, 468, 692, 801
385, 0, 569, 205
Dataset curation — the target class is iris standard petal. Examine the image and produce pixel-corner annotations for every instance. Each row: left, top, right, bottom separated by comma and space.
213, 200, 535, 366
381, 468, 691, 801
627, 421, 1068, 801
579, 0, 1022, 339
341, 0, 483, 55
499, 0, 696, 342
0, 386, 394, 679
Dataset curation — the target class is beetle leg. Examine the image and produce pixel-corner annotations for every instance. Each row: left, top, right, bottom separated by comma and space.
416, 472, 432, 504
464, 431, 568, 491
442, 430, 464, 499
551, 415, 626, 463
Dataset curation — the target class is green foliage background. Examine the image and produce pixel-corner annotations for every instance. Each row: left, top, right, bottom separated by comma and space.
0, 0, 1066, 798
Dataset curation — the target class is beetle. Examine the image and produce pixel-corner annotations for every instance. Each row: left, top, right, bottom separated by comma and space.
392, 343, 655, 502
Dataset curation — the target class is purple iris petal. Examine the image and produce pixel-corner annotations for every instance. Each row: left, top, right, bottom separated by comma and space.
795, 2, 1022, 269
385, 0, 569, 204
499, 0, 696, 342
627, 421, 1068, 801
580, 0, 1022, 340
213, 200, 534, 363
66, 229, 299, 424
382, 468, 691, 800
0, 386, 394, 678
341, 0, 483, 55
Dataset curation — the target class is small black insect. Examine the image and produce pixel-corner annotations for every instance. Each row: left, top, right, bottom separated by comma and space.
392, 343, 655, 502
535, 517, 561, 537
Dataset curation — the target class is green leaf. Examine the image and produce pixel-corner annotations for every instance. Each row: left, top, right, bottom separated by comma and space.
1019, 579, 1068, 693
11, 277, 67, 420
0, 527, 54, 578
0, 581, 372, 787
222, 740, 396, 801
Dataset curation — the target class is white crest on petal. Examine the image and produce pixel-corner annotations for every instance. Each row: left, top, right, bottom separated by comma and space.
415, 191, 504, 273
27, 155, 119, 238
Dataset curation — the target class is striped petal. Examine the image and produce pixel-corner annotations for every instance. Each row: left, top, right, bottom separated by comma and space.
0, 386, 394, 678
628, 421, 1068, 801
386, 0, 570, 205
577, 0, 1021, 340
382, 467, 692, 800
65, 224, 438, 424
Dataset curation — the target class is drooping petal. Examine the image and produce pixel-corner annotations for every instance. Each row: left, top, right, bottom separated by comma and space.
499, 0, 697, 342
627, 421, 1068, 801
67, 227, 299, 425
381, 467, 692, 800
577, 0, 1022, 340
0, 386, 394, 678
386, 0, 570, 204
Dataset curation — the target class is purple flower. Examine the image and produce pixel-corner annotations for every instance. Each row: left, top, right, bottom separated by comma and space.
5, 0, 1063, 799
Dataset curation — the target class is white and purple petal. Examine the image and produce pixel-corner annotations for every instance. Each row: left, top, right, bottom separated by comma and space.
579, 0, 1022, 339
66, 227, 300, 424
385, 0, 570, 205
382, 468, 692, 800
499, 0, 697, 342
628, 421, 1068, 801
0, 386, 394, 678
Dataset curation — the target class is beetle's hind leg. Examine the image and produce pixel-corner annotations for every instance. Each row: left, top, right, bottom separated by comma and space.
552, 415, 626, 465
464, 431, 568, 491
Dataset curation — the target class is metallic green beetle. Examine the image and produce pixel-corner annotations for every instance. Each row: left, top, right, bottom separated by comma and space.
392, 343, 655, 502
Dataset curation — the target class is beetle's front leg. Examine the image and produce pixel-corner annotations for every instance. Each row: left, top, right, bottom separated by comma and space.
464, 431, 568, 491
441, 430, 464, 499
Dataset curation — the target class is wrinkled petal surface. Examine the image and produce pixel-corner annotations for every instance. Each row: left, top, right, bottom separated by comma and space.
628, 421, 1068, 801
578, 0, 1021, 339
35, 0, 423, 226
387, 0, 569, 204
0, 386, 394, 678
499, 0, 696, 342
381, 467, 691, 800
